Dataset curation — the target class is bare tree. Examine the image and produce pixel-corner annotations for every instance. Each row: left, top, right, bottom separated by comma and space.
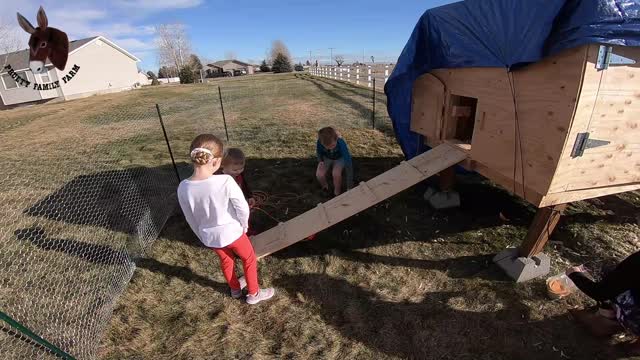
334, 55, 345, 66
269, 40, 291, 63
155, 23, 191, 71
224, 51, 237, 60
0, 20, 23, 55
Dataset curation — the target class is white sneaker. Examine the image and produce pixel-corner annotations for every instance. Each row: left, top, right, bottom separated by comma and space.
231, 276, 247, 299
246, 287, 275, 305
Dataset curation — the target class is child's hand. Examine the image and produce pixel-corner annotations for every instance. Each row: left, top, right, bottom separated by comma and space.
565, 265, 585, 276
248, 198, 256, 208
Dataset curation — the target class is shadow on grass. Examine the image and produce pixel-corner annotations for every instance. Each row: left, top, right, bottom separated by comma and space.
274, 273, 622, 360
339, 251, 508, 281
136, 257, 227, 293
12, 226, 226, 293
23, 164, 179, 237
299, 76, 372, 125
21, 154, 637, 282
14, 226, 130, 266
298, 75, 395, 136
563, 195, 640, 225
273, 173, 535, 262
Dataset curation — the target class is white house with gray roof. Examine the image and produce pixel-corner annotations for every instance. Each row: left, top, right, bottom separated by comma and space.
0, 36, 141, 109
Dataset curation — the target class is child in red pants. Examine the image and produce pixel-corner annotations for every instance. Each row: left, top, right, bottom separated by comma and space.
177, 134, 274, 304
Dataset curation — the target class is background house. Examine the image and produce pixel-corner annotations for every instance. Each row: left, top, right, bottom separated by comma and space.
205, 60, 254, 77
0, 36, 140, 109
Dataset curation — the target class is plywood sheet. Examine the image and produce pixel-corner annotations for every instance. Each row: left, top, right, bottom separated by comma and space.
411, 74, 445, 142
549, 44, 640, 195
540, 183, 640, 207
418, 46, 586, 200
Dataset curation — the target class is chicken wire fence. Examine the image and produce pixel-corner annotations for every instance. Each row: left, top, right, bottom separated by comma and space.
0, 103, 180, 359
206, 73, 392, 138
0, 73, 393, 359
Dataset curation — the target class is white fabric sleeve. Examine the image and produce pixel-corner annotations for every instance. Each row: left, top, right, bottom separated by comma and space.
177, 187, 199, 236
226, 177, 250, 230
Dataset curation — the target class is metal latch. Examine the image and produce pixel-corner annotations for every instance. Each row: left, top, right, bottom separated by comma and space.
570, 132, 610, 158
596, 45, 637, 70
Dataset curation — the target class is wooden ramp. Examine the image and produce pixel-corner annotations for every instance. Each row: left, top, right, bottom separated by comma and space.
251, 144, 468, 258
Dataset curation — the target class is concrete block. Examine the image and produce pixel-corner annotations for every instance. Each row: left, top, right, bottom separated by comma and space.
428, 191, 461, 210
493, 247, 550, 282
423, 187, 437, 201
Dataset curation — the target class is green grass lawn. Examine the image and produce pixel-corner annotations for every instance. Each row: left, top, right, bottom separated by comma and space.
0, 73, 638, 360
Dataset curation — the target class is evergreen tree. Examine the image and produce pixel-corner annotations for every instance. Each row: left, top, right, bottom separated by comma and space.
272, 53, 292, 73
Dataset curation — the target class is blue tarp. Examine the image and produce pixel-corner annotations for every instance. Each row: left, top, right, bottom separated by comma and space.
385, 0, 640, 159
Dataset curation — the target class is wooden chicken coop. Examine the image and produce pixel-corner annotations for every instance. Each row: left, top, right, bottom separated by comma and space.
411, 43, 640, 280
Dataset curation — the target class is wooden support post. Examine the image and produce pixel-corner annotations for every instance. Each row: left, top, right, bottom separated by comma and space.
438, 166, 456, 192
518, 204, 567, 257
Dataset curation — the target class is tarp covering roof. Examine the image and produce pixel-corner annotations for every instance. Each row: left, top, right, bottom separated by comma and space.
385, 0, 640, 159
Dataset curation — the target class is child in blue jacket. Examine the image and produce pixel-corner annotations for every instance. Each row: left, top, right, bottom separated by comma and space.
316, 127, 353, 196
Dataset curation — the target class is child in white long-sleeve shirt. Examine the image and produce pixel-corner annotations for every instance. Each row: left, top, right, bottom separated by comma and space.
177, 134, 274, 304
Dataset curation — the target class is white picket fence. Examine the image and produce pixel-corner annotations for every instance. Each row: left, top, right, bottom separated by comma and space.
309, 65, 393, 91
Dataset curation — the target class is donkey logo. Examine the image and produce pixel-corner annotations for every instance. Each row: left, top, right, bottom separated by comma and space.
17, 6, 69, 74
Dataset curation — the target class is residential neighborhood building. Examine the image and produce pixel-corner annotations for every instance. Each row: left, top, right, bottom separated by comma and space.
0, 36, 140, 109
205, 60, 255, 77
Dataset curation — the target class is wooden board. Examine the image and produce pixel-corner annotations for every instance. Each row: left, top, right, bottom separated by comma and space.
539, 183, 640, 207
251, 144, 468, 258
548, 44, 640, 194
411, 74, 445, 143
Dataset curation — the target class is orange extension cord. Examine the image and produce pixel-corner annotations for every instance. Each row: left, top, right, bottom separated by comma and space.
250, 190, 303, 223
250, 191, 317, 240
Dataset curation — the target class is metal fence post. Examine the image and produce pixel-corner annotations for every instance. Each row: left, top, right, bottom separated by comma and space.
368, 66, 372, 88
155, 103, 181, 182
385, 65, 389, 84
356, 66, 360, 85
218, 86, 230, 142
372, 78, 376, 130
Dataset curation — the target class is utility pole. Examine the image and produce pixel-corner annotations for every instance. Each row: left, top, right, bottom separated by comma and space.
309, 50, 312, 64
329, 47, 335, 66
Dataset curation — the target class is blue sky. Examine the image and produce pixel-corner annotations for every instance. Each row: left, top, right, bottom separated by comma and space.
2, 0, 454, 72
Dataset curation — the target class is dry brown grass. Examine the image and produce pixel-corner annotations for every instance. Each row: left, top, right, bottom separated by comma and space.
0, 73, 638, 360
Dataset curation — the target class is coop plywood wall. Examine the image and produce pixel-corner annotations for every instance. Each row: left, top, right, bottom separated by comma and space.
412, 46, 587, 202
548, 44, 640, 196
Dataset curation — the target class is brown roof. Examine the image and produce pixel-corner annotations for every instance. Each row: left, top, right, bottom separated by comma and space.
208, 59, 252, 68
0, 37, 98, 72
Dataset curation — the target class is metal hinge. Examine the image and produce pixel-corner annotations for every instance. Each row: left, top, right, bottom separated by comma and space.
596, 45, 637, 70
570, 132, 610, 158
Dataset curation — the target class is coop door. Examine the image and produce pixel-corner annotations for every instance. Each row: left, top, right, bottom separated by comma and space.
411, 74, 445, 145
557, 45, 640, 192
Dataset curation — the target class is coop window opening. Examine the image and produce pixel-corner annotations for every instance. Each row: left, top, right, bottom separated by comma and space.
446, 94, 478, 145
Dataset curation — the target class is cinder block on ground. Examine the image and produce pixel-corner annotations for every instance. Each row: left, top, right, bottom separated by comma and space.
428, 190, 461, 209
423, 187, 437, 201
493, 247, 550, 282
